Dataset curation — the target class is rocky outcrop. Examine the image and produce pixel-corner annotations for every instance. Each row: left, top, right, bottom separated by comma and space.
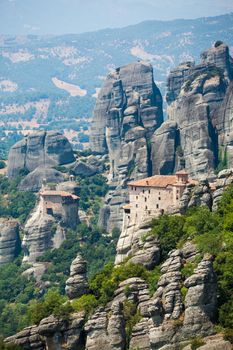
18, 167, 65, 192
72, 161, 98, 177
183, 255, 217, 337
7, 130, 75, 178
85, 304, 126, 350
218, 81, 233, 168
7, 245, 219, 350
57, 180, 80, 196
91, 61, 163, 231
22, 206, 63, 263
183, 334, 232, 350
115, 221, 160, 268
0, 218, 21, 264
65, 254, 89, 300
151, 42, 233, 178
5, 313, 86, 350
151, 121, 178, 175
22, 182, 79, 263
179, 180, 212, 214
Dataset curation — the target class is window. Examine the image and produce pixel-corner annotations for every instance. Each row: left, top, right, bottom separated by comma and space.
145, 205, 148, 210
159, 197, 161, 201
143, 189, 145, 194
149, 190, 151, 194
148, 210, 151, 214
176, 196, 179, 200
177, 190, 179, 194
136, 204, 138, 208
156, 204, 159, 209
135, 187, 137, 191
136, 196, 138, 200
145, 197, 147, 202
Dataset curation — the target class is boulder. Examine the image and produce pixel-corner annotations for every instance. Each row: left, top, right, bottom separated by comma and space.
7, 130, 75, 178
65, 254, 89, 299
18, 167, 65, 192
72, 161, 98, 177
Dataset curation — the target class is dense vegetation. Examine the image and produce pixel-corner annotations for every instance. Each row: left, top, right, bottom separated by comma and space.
76, 174, 109, 221
0, 175, 36, 222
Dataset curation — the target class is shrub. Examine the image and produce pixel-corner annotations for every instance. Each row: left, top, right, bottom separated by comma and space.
223, 328, 233, 344
0, 337, 21, 350
123, 300, 141, 348
173, 318, 183, 329
72, 295, 98, 315
0, 161, 6, 169
27, 289, 68, 324
190, 337, 205, 350
150, 214, 185, 259
89, 262, 148, 305
219, 299, 233, 329
181, 262, 195, 279
181, 287, 188, 303
146, 266, 161, 296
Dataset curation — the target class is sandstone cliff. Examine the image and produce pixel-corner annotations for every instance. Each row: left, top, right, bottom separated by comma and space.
151, 42, 233, 178
90, 61, 163, 231
7, 130, 75, 178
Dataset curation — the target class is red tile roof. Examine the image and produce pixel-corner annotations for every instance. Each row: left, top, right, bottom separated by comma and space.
128, 174, 198, 188
123, 204, 132, 209
175, 170, 188, 175
128, 175, 178, 188
40, 190, 79, 200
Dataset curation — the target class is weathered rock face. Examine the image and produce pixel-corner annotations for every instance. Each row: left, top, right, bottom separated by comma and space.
183, 255, 217, 337
151, 42, 233, 178
7, 130, 75, 178
91, 61, 163, 231
179, 180, 213, 214
18, 167, 65, 192
115, 221, 160, 268
0, 218, 21, 264
151, 121, 178, 175
218, 81, 233, 168
22, 205, 62, 263
65, 254, 89, 299
7, 245, 219, 350
72, 161, 98, 177
6, 313, 86, 350
85, 303, 126, 350
22, 182, 79, 263
178, 168, 233, 213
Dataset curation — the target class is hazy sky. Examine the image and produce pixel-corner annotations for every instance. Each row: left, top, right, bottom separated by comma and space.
1, 0, 233, 35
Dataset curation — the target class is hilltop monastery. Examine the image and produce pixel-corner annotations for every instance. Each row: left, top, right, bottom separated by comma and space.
123, 171, 197, 229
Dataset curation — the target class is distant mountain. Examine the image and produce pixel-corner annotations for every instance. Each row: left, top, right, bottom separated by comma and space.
0, 13, 233, 136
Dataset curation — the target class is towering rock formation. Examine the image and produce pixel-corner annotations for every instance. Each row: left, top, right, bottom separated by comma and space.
65, 254, 89, 299
151, 42, 233, 178
0, 218, 21, 264
90, 61, 163, 231
22, 182, 79, 263
7, 130, 75, 178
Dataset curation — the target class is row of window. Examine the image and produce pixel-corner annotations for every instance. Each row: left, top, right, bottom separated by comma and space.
135, 204, 160, 209
135, 196, 161, 201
